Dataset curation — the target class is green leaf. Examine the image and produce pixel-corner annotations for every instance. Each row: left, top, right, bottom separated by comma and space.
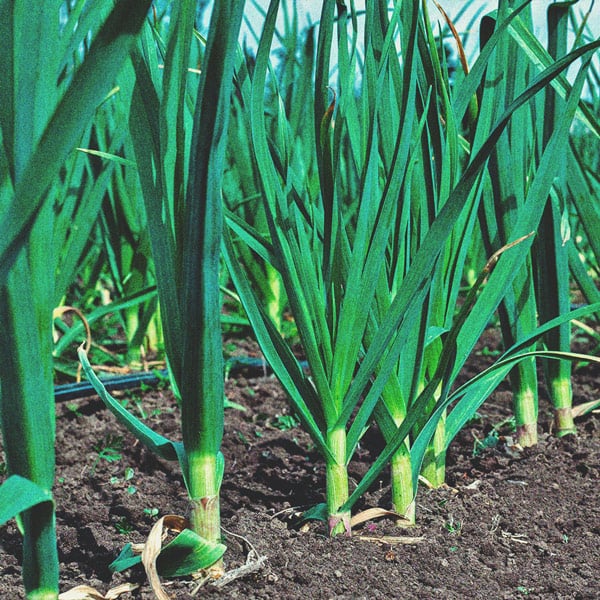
0, 475, 53, 527
109, 530, 226, 576
75, 147, 138, 168
0, 0, 152, 275
157, 528, 226, 576
296, 503, 329, 525
78, 345, 190, 490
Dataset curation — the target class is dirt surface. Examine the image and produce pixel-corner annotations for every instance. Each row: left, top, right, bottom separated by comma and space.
1, 331, 600, 599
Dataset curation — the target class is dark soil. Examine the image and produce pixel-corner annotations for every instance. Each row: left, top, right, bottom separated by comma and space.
1, 330, 600, 599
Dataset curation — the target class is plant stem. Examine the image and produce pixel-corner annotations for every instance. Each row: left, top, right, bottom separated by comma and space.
188, 453, 221, 541
0, 254, 59, 599
420, 411, 446, 488
551, 378, 576, 436
188, 452, 222, 574
325, 427, 351, 536
512, 362, 538, 447
20, 506, 59, 600
124, 307, 142, 364
389, 444, 415, 524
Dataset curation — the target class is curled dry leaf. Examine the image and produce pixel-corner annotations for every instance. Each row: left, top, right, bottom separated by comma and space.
141, 515, 190, 600
572, 398, 600, 418
58, 583, 139, 600
355, 535, 425, 545
350, 507, 410, 528
53, 306, 92, 382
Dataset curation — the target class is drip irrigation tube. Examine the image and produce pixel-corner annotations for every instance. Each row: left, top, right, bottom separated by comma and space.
54, 304, 595, 402
53, 356, 305, 402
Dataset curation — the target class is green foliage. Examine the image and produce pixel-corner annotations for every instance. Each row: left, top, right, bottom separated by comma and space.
224, 0, 600, 533
1, 1, 599, 594
80, 0, 246, 578
90, 433, 124, 475
0, 2, 151, 597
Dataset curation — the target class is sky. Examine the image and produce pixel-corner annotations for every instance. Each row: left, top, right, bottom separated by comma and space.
229, 0, 599, 93
237, 1, 599, 56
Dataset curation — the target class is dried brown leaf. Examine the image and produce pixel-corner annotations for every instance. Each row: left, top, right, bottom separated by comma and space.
58, 583, 139, 600
350, 507, 410, 528
141, 515, 190, 600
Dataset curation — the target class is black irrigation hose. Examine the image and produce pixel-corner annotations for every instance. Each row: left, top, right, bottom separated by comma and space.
53, 356, 306, 402
54, 303, 594, 403
54, 369, 170, 402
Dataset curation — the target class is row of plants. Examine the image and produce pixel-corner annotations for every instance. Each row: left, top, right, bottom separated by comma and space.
1, 0, 599, 597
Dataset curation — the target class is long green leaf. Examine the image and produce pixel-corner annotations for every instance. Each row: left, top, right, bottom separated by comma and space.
78, 345, 189, 480
0, 475, 53, 526
0, 0, 152, 276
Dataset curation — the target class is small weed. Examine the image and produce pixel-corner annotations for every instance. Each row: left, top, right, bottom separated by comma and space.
472, 417, 516, 456
134, 399, 147, 419
237, 431, 250, 446
114, 517, 134, 535
444, 515, 462, 535
109, 467, 137, 494
121, 391, 148, 419
66, 402, 82, 417
479, 346, 501, 357
90, 434, 123, 474
272, 414, 299, 431
224, 396, 247, 411
144, 507, 159, 518
472, 429, 499, 457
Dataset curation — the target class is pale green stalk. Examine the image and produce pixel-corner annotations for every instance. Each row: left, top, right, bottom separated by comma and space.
536, 1, 575, 436
225, 0, 600, 535
112, 1, 245, 567
0, 2, 150, 597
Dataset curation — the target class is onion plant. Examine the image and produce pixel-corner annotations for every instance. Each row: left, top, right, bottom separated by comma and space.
0, 2, 150, 597
79, 0, 245, 577
475, 0, 600, 445
224, 0, 600, 532
95, 138, 161, 365
535, 1, 574, 437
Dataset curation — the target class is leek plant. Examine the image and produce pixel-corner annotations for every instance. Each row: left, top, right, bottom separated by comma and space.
79, 0, 246, 576
535, 1, 574, 437
475, 2, 542, 447
475, 0, 600, 445
0, 2, 150, 598
223, 4, 316, 337
224, 0, 600, 532
52, 106, 162, 376
95, 137, 161, 365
